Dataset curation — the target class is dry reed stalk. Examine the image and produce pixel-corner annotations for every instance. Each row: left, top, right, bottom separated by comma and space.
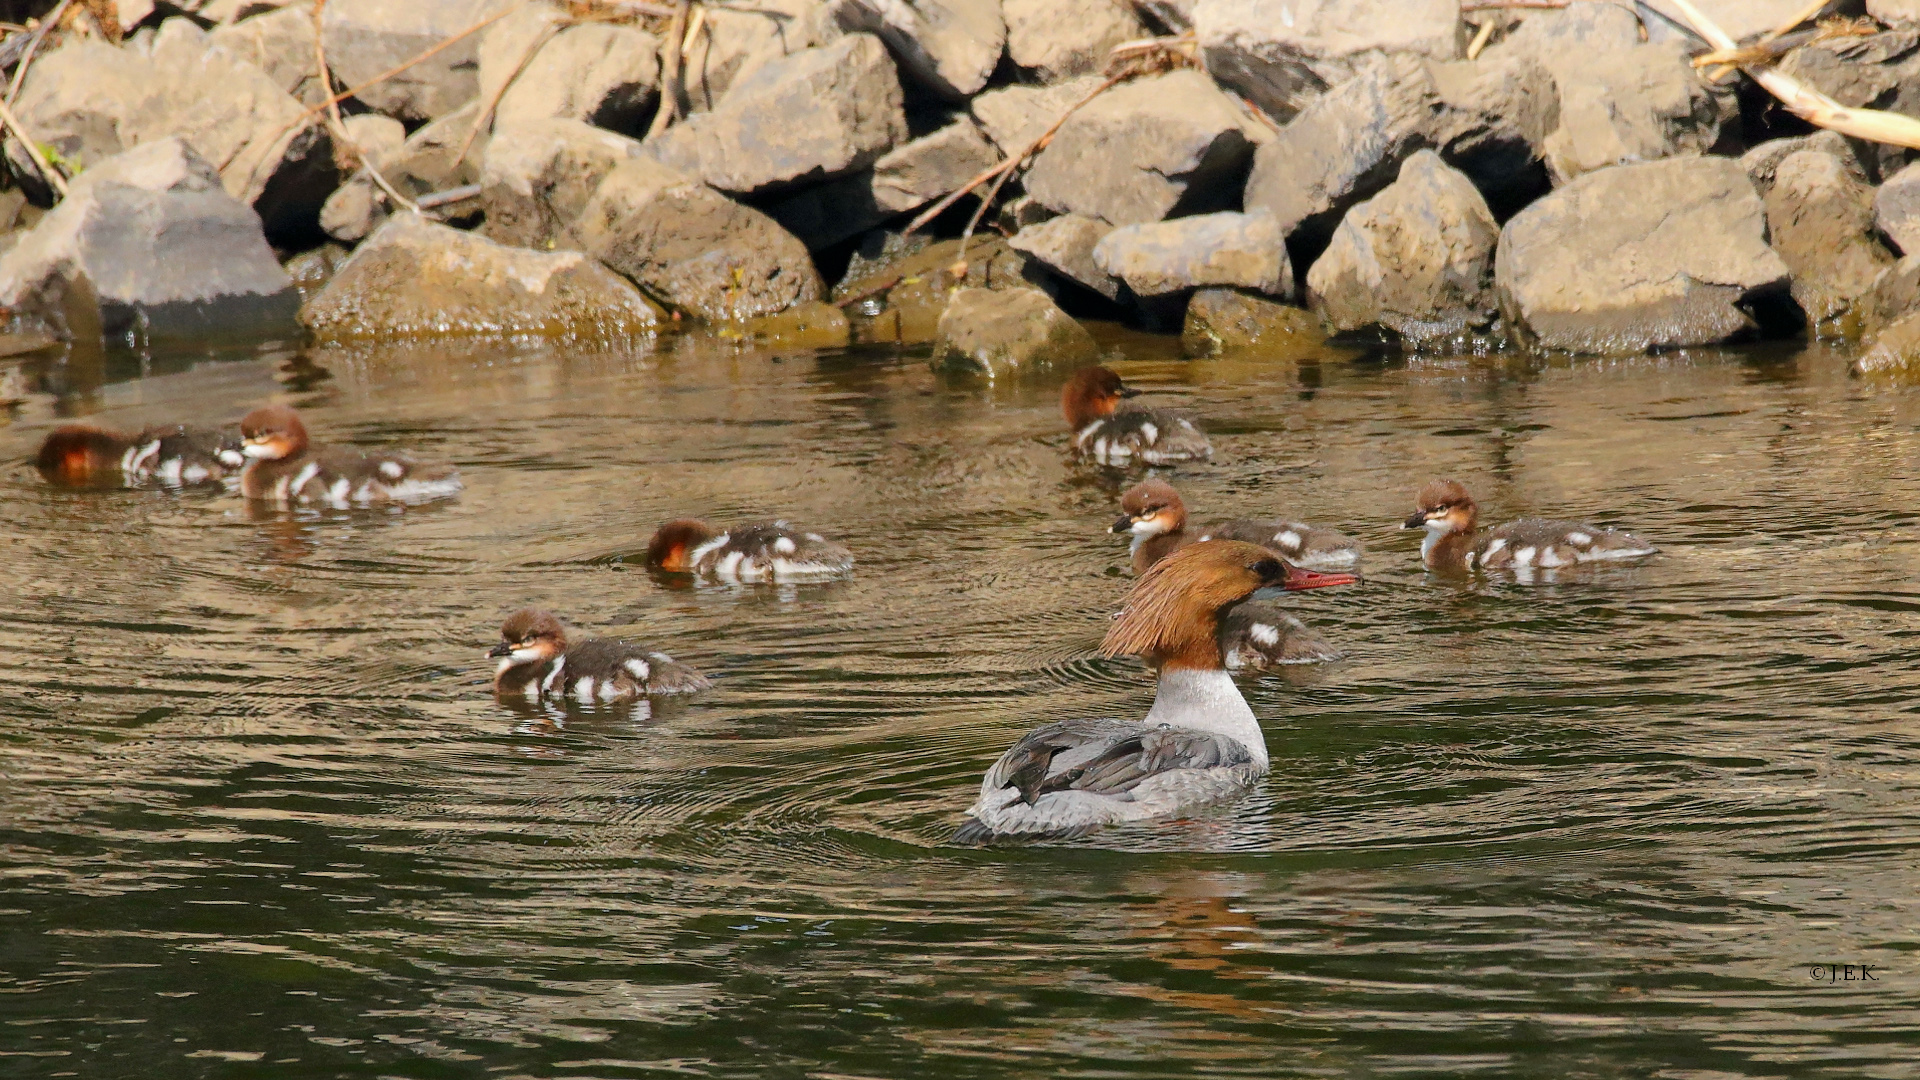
0, 92, 65, 197
453, 18, 559, 169
645, 0, 688, 139
5, 0, 73, 103
1666, 0, 1920, 150
313, 0, 416, 212
1465, 17, 1498, 60
1704, 0, 1829, 81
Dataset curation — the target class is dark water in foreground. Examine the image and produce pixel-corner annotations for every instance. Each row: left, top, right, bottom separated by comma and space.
2, 331, 1918, 1079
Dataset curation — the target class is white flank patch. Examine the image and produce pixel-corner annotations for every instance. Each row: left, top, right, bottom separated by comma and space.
773, 536, 797, 555
1248, 623, 1281, 647
1514, 546, 1537, 567
598, 680, 620, 701
574, 677, 596, 701
181, 464, 208, 483
329, 478, 352, 505
1539, 547, 1568, 567
290, 462, 321, 498
126, 442, 161, 475
540, 657, 567, 695
623, 658, 651, 681
1484, 537, 1508, 557
379, 460, 404, 480
1139, 422, 1158, 445
715, 550, 747, 579
1566, 531, 1592, 547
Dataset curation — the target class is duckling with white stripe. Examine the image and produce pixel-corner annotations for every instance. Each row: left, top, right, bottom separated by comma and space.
35, 422, 244, 488
1403, 478, 1657, 574
238, 404, 463, 507
489, 608, 711, 702
1062, 366, 1211, 466
1113, 479, 1360, 575
646, 518, 853, 581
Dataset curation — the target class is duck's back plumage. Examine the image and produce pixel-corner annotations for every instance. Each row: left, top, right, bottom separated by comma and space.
1074, 406, 1212, 466
1198, 518, 1361, 571
546, 637, 711, 701
1475, 518, 1656, 570
1217, 600, 1343, 668
684, 521, 853, 581
959, 716, 1262, 842
243, 446, 463, 506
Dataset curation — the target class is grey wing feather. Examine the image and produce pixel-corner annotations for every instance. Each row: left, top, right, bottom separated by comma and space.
986, 718, 1253, 803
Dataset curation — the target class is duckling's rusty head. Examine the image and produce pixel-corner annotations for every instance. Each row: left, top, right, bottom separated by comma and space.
239, 405, 309, 462
1061, 365, 1140, 430
1111, 478, 1188, 537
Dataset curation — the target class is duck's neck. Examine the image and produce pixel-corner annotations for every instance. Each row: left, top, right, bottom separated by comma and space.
1143, 667, 1268, 769
1130, 528, 1191, 575
1421, 523, 1477, 571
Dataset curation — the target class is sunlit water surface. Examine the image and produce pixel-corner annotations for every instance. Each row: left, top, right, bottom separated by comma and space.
2, 331, 1918, 1078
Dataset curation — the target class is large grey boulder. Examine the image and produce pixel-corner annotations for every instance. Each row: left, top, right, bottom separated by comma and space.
1093, 210, 1289, 299
1003, 0, 1143, 81
1193, 0, 1462, 120
1643, 0, 1839, 42
832, 0, 1004, 102
767, 117, 999, 248
1493, 3, 1731, 185
1495, 157, 1790, 353
207, 4, 326, 107
301, 214, 661, 339
577, 157, 822, 320
321, 101, 489, 243
643, 33, 906, 195
477, 6, 660, 133
1306, 149, 1497, 347
0, 139, 297, 343
1009, 213, 1120, 301
1772, 31, 1920, 179
1762, 149, 1892, 331
932, 286, 1096, 376
480, 119, 644, 251
7, 25, 334, 238
1742, 130, 1866, 197
1023, 70, 1259, 227
1876, 161, 1920, 255
1242, 52, 1554, 252
321, 0, 517, 122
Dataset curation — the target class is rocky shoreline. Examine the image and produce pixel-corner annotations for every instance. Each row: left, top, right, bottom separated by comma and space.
7, 0, 1920, 375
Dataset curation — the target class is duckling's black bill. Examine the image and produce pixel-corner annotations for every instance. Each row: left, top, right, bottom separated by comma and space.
487, 642, 514, 658
1401, 511, 1429, 530
1110, 514, 1135, 533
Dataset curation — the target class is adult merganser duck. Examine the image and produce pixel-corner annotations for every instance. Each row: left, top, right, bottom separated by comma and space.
35, 423, 244, 488
489, 608, 711, 701
1111, 479, 1360, 574
1403, 478, 1657, 573
238, 405, 463, 507
1111, 480, 1356, 668
1062, 366, 1212, 466
955, 540, 1355, 843
646, 518, 853, 581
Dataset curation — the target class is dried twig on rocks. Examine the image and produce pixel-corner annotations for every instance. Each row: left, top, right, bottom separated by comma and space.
1701, 0, 1831, 81
904, 72, 1127, 237
0, 92, 66, 198
455, 18, 559, 169
1465, 17, 1498, 60
312, 0, 416, 212
1458, 0, 1566, 10
5, 0, 74, 104
415, 183, 482, 210
296, 5, 522, 128
1667, 0, 1920, 149
646, 0, 689, 139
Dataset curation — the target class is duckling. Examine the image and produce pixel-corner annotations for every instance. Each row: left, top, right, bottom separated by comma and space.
35, 423, 243, 488
1062, 366, 1212, 466
1403, 478, 1656, 574
646, 518, 853, 581
238, 405, 462, 507
489, 608, 711, 701
1111, 478, 1360, 575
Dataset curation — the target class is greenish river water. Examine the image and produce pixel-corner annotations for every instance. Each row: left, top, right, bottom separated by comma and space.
1, 331, 1917, 1078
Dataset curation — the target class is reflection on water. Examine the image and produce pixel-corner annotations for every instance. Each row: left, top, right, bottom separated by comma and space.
2, 330, 1919, 1077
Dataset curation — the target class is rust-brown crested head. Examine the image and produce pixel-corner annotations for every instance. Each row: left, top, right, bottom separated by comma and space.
1100, 540, 1291, 670
239, 404, 308, 461
1061, 365, 1135, 428
1406, 477, 1477, 531
490, 608, 568, 662
1112, 478, 1188, 535
647, 519, 719, 571
35, 425, 128, 484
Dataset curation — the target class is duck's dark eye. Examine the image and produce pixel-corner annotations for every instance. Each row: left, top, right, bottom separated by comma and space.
1251, 558, 1282, 579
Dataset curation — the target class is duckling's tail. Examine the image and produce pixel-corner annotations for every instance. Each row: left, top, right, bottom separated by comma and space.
35, 425, 133, 485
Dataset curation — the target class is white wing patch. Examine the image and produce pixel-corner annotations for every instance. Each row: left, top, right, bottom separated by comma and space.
1138, 422, 1158, 445
622, 658, 651, 682
379, 460, 405, 480
1275, 530, 1302, 551
1565, 531, 1592, 547
1248, 623, 1281, 648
